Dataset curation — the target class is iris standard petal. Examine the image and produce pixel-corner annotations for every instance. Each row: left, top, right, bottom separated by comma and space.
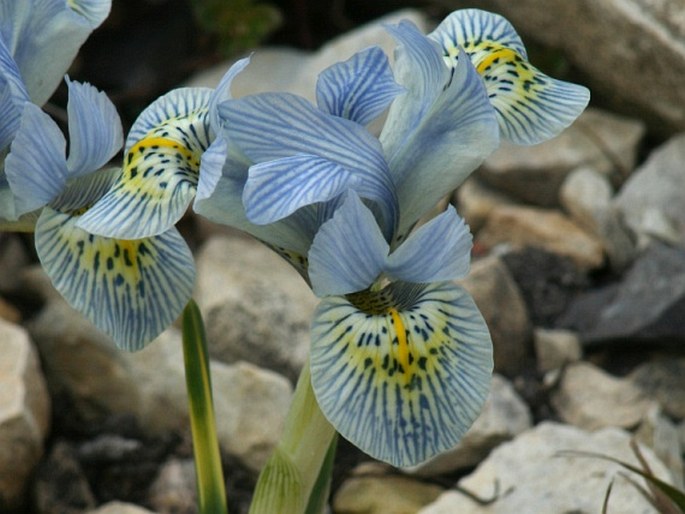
207, 57, 251, 134
219, 92, 398, 234
308, 192, 388, 297
385, 206, 472, 283
65, 77, 123, 178
195, 135, 228, 202
310, 281, 493, 467
381, 20, 499, 237
78, 88, 214, 239
0, 0, 111, 105
429, 9, 590, 145
36, 207, 195, 352
0, 34, 29, 150
316, 46, 404, 126
243, 154, 356, 225
5, 103, 68, 216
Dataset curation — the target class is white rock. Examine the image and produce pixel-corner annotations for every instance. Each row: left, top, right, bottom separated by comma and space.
551, 362, 651, 430
533, 328, 582, 373
85, 502, 156, 514
410, 374, 531, 475
0, 318, 51, 510
419, 422, 673, 514
194, 235, 316, 381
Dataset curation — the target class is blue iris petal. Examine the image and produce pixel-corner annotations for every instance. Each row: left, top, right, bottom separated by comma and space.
381, 21, 499, 237
316, 46, 404, 125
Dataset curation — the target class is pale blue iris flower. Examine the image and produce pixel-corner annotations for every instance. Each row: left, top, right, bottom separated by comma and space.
196, 10, 589, 467
0, 0, 111, 221
196, 19, 499, 467
5, 78, 195, 351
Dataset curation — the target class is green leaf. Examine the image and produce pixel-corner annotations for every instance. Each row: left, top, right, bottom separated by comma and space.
183, 299, 229, 514
305, 435, 337, 514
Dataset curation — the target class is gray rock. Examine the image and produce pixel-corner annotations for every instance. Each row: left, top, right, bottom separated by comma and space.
560, 242, 685, 345
636, 404, 683, 488
615, 133, 685, 247
479, 108, 645, 207
410, 374, 531, 475
418, 422, 673, 514
459, 255, 532, 376
551, 362, 651, 430
476, 204, 605, 270
533, 328, 582, 373
560, 167, 636, 270
0, 318, 51, 510
194, 235, 316, 381
629, 358, 685, 419
466, 0, 685, 134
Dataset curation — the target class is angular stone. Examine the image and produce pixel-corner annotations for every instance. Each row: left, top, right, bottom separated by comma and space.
418, 422, 673, 514
629, 358, 685, 419
560, 242, 685, 345
615, 133, 685, 247
476, 205, 605, 270
479, 109, 645, 207
533, 328, 582, 373
410, 374, 531, 475
467, 0, 685, 134
333, 473, 443, 514
459, 255, 532, 376
0, 318, 51, 510
194, 235, 316, 382
454, 177, 517, 233
636, 404, 684, 488
551, 362, 651, 430
560, 167, 636, 270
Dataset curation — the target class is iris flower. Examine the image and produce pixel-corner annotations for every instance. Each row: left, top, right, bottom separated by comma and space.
5, 78, 196, 351
197, 9, 589, 467
0, 0, 111, 221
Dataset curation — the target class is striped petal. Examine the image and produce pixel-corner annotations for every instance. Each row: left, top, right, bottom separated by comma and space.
381, 21, 499, 236
0, 34, 29, 150
243, 154, 355, 225
78, 88, 214, 239
65, 77, 123, 178
207, 57, 251, 134
386, 206, 472, 283
218, 92, 398, 235
429, 9, 590, 145
316, 46, 404, 125
0, 0, 110, 105
308, 192, 388, 297
310, 281, 493, 467
125, 87, 213, 153
195, 135, 228, 202
35, 206, 195, 351
5, 102, 68, 216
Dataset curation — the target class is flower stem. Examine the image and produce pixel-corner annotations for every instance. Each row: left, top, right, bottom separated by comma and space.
249, 363, 337, 514
182, 299, 228, 514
